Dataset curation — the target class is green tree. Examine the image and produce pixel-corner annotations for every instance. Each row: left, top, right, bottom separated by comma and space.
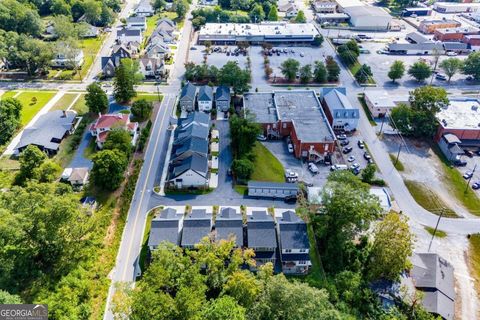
91, 149, 128, 191
229, 113, 260, 157
51, 15, 76, 39
17, 145, 47, 184
338, 48, 357, 66
361, 163, 376, 184
173, 0, 188, 19
83, 0, 101, 25
267, 5, 278, 21
326, 56, 340, 82
86, 82, 109, 114
367, 212, 413, 281
34, 160, 62, 182
99, 3, 115, 26
153, 0, 167, 11
10, 35, 54, 76
354, 64, 372, 84
408, 60, 432, 82
103, 129, 133, 156
0, 0, 43, 36
280, 58, 300, 82
232, 158, 254, 181
114, 59, 138, 103
439, 57, 463, 82
0, 290, 22, 304
299, 64, 312, 84
131, 99, 153, 121
388, 60, 405, 83
294, 10, 306, 23
192, 16, 206, 29
218, 61, 251, 95
223, 270, 261, 308
249, 4, 265, 22
202, 295, 246, 320
463, 51, 480, 80
313, 61, 327, 83
409, 86, 448, 114
0, 97, 22, 145
389, 103, 413, 136
312, 34, 324, 47
346, 39, 360, 55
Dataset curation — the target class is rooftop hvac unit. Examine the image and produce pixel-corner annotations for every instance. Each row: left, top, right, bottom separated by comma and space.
472, 105, 478, 111
442, 119, 448, 126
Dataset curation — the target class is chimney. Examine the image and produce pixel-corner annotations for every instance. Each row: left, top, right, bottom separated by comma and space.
62, 110, 66, 118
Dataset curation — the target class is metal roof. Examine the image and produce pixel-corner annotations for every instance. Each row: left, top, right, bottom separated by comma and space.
215, 207, 243, 246
148, 208, 182, 247
181, 209, 212, 247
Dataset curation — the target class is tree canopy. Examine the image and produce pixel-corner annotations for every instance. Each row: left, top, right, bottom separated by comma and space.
0, 97, 22, 145
86, 82, 109, 114
91, 149, 128, 191
280, 58, 300, 82
114, 59, 139, 103
218, 61, 251, 95
131, 99, 153, 121
408, 60, 432, 82
463, 51, 480, 80
388, 60, 405, 83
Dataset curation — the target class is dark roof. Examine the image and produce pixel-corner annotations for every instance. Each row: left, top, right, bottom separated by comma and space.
215, 86, 230, 101
117, 28, 142, 37
280, 253, 310, 261
388, 42, 444, 51
126, 16, 146, 24
278, 211, 309, 250
198, 85, 213, 102
215, 207, 243, 246
181, 209, 212, 247
180, 82, 197, 101
15, 110, 76, 152
248, 181, 299, 191
443, 42, 468, 50
247, 211, 277, 248
101, 56, 119, 70
406, 32, 429, 44
175, 123, 209, 141
171, 154, 208, 178
178, 111, 211, 127
148, 208, 182, 247
173, 136, 209, 157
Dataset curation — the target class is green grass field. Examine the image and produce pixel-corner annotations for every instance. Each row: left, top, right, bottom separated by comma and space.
251, 142, 285, 182
424, 226, 447, 238
389, 153, 405, 171
71, 94, 88, 115
133, 94, 163, 103
1, 91, 19, 99
14, 91, 56, 126
404, 180, 458, 218
51, 93, 79, 111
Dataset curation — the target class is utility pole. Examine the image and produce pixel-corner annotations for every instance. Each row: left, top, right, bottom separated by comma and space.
465, 163, 477, 193
428, 208, 445, 252
379, 116, 386, 135
395, 144, 402, 165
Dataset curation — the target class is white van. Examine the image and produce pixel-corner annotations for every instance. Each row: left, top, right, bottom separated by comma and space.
330, 164, 348, 171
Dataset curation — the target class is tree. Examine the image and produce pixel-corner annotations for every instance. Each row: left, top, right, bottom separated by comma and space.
34, 160, 62, 183
0, 97, 22, 145
202, 296, 246, 320
86, 82, 109, 114
114, 60, 138, 103
229, 113, 260, 157
439, 58, 463, 83
232, 158, 254, 181
267, 5, 278, 21
280, 58, 300, 82
294, 10, 306, 23
131, 99, 153, 121
98, 3, 115, 27
17, 145, 47, 184
218, 61, 251, 95
313, 61, 327, 83
326, 56, 340, 82
389, 103, 413, 136
0, 0, 43, 36
299, 64, 312, 84
408, 60, 432, 82
173, 0, 188, 19
83, 0, 102, 25
249, 4, 265, 22
388, 60, 405, 83
463, 51, 480, 80
345, 39, 360, 55
0, 290, 21, 304
338, 48, 357, 66
91, 149, 128, 191
51, 15, 76, 39
223, 271, 261, 308
409, 86, 448, 114
312, 35, 324, 47
367, 212, 413, 281
153, 0, 167, 11
103, 129, 133, 156
361, 164, 376, 184
8, 35, 54, 76
192, 16, 207, 29
354, 64, 372, 84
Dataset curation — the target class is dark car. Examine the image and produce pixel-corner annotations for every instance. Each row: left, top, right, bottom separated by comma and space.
472, 182, 480, 190
454, 159, 468, 167
343, 147, 353, 154
364, 152, 372, 160
337, 134, 347, 140
284, 195, 298, 204
357, 140, 365, 148
340, 139, 350, 146
465, 150, 474, 158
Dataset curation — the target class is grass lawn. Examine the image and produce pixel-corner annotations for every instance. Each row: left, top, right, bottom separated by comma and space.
251, 142, 285, 182
348, 61, 375, 84
468, 234, 480, 297
389, 153, 405, 171
15, 91, 56, 126
0, 157, 19, 189
404, 180, 458, 218
1, 91, 19, 99
424, 226, 447, 238
234, 184, 248, 196
51, 93, 79, 111
71, 94, 88, 115
133, 94, 163, 103
357, 95, 377, 126
432, 146, 480, 216
145, 14, 160, 39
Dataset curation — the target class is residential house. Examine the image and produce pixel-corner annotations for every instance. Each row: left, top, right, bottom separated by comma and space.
279, 3, 298, 18
14, 110, 78, 156
82, 24, 99, 38
247, 210, 278, 268
200, 0, 218, 5
174, 123, 210, 145
215, 86, 231, 112
276, 210, 311, 274
89, 113, 138, 149
101, 57, 120, 77
117, 28, 143, 44
215, 207, 244, 247
313, 1, 337, 13
156, 18, 176, 34
248, 181, 299, 199
179, 82, 197, 112
68, 167, 90, 188
169, 153, 209, 188
438, 133, 464, 162
151, 27, 175, 43
177, 111, 211, 129
321, 87, 359, 132
138, 57, 164, 78
126, 16, 147, 31
148, 208, 184, 250
51, 49, 84, 69
112, 44, 134, 59
134, 0, 155, 17
171, 136, 209, 162
197, 85, 213, 112
146, 41, 171, 59
410, 253, 455, 320
181, 209, 213, 249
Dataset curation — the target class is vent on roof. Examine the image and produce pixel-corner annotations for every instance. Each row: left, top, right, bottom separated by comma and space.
442, 119, 448, 126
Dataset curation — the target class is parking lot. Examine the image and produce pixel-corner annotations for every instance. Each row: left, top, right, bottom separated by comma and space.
188, 45, 250, 69
456, 150, 480, 192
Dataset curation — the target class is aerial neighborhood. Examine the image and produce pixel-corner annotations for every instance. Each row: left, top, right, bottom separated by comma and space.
2, 0, 480, 319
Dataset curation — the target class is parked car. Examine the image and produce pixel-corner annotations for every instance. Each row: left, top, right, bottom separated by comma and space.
337, 134, 347, 140
257, 134, 267, 141
288, 143, 294, 153
363, 152, 372, 160
463, 171, 473, 179
330, 164, 348, 171
446, 51, 458, 56
285, 169, 298, 182
435, 74, 447, 81
347, 156, 355, 162
343, 147, 353, 154
467, 75, 474, 81
340, 139, 350, 146
350, 163, 360, 170
454, 159, 467, 167
357, 140, 365, 149
465, 150, 474, 158
472, 182, 480, 190
284, 194, 298, 204
308, 162, 319, 174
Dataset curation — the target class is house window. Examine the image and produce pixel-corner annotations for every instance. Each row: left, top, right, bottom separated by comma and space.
283, 123, 287, 129
299, 260, 306, 265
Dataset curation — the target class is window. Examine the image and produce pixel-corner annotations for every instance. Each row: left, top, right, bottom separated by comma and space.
299, 260, 306, 265
285, 249, 292, 253
299, 249, 306, 253
283, 123, 287, 129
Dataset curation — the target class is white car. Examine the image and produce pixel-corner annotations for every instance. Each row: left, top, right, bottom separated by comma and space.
308, 163, 319, 174
347, 156, 355, 162
447, 51, 458, 56
257, 135, 267, 141
288, 143, 294, 153
350, 163, 360, 170
285, 169, 299, 179
463, 171, 473, 179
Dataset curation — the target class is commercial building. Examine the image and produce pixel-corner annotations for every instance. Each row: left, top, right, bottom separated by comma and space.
434, 27, 479, 42
343, 6, 392, 30
418, 19, 461, 34
335, 0, 363, 12
198, 23, 318, 45
401, 7, 432, 17
463, 34, 480, 49
364, 91, 409, 118
244, 90, 336, 161
434, 2, 480, 13
321, 87, 359, 132
313, 1, 337, 13
316, 13, 349, 24
434, 98, 480, 147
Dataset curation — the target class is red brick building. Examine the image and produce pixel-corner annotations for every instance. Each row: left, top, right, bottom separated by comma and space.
434, 27, 479, 41
244, 90, 336, 161
463, 34, 480, 46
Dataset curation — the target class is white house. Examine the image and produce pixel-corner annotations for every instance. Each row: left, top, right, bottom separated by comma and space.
197, 85, 213, 112
51, 49, 84, 69
169, 153, 209, 188
117, 28, 143, 44
89, 113, 138, 149
126, 16, 147, 31
138, 57, 164, 78
134, 0, 154, 17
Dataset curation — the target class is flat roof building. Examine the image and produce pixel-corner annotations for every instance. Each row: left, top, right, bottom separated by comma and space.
364, 91, 409, 118
198, 23, 318, 45
434, 2, 480, 13
419, 19, 461, 34
343, 6, 392, 30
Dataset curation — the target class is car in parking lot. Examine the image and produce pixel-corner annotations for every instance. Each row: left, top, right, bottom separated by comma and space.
288, 143, 294, 153
257, 135, 267, 141
465, 150, 474, 158
285, 169, 299, 182
343, 147, 353, 154
337, 134, 347, 140
350, 163, 360, 170
472, 182, 480, 190
308, 162, 319, 174
463, 171, 473, 179
454, 159, 467, 167
357, 140, 365, 149
331, 164, 348, 171
435, 74, 447, 81
364, 152, 372, 160
340, 139, 350, 146
347, 156, 355, 162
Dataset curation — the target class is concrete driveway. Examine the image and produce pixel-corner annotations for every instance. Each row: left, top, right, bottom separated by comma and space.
68, 131, 93, 169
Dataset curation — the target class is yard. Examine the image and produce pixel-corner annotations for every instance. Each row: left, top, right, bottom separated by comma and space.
14, 91, 57, 126
251, 142, 285, 182
71, 94, 88, 115
1, 91, 19, 99
404, 180, 458, 218
51, 93, 79, 111
133, 94, 163, 103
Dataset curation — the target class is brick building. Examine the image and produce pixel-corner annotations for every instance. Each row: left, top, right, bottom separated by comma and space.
434, 27, 479, 41
244, 90, 336, 162
418, 19, 461, 34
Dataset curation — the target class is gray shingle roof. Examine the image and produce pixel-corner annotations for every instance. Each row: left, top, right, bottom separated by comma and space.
180, 82, 197, 101
278, 211, 309, 250
322, 87, 359, 119
175, 123, 209, 142
171, 153, 208, 178
215, 207, 243, 246
148, 208, 182, 247
117, 28, 142, 37
247, 211, 277, 248
181, 209, 212, 247
198, 85, 213, 102
126, 16, 146, 24
215, 86, 230, 101
406, 32, 429, 44
173, 136, 209, 157
178, 111, 211, 128
15, 110, 76, 152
